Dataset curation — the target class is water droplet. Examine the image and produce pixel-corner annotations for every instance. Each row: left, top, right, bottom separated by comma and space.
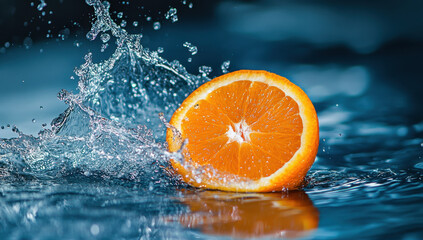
7, 124, 10, 128
183, 42, 197, 55
40, 106, 43, 109
73, 41, 81, 47
32, 119, 36, 123
117, 12, 123, 19
132, 21, 138, 27
194, 104, 199, 109
165, 8, 178, 23
0, 126, 4, 129
221, 60, 230, 73
100, 33, 110, 43
153, 22, 161, 30
85, 0, 96, 6
101, 43, 109, 52
199, 66, 212, 77
37, 0, 47, 11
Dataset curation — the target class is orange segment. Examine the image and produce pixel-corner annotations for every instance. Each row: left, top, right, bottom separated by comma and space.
206, 80, 251, 123
167, 70, 319, 192
244, 83, 286, 125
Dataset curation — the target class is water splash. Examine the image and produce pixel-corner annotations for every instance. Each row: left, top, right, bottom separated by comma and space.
0, 0, 208, 187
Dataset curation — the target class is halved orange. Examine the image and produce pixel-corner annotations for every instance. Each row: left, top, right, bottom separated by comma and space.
167, 70, 319, 192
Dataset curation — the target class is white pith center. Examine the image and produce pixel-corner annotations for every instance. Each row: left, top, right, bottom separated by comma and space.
226, 120, 252, 143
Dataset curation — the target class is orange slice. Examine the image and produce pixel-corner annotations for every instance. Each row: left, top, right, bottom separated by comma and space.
170, 190, 319, 238
167, 70, 319, 192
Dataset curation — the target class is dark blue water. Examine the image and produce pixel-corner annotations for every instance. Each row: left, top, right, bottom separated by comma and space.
1, 1, 423, 239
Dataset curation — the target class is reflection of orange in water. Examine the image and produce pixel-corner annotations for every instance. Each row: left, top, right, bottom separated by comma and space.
172, 190, 319, 239
167, 70, 319, 192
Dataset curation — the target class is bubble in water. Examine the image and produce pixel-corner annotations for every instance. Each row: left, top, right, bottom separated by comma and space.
120, 20, 127, 27
133, 21, 138, 27
199, 66, 212, 77
4, 42, 10, 48
146, 16, 151, 21
188, 3, 193, 8
221, 60, 230, 73
32, 119, 36, 123
157, 47, 164, 53
183, 42, 197, 55
153, 22, 161, 30
117, 12, 123, 19
7, 124, 10, 128
187, 57, 192, 62
0, 126, 4, 129
165, 8, 178, 23
37, 0, 47, 11
40, 106, 44, 110
336, 104, 339, 107
421, 143, 423, 147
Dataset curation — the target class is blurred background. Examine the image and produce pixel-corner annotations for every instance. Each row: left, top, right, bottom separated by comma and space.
0, 0, 422, 137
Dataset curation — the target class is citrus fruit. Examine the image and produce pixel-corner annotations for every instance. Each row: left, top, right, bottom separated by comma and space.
166, 70, 319, 192
171, 190, 319, 238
